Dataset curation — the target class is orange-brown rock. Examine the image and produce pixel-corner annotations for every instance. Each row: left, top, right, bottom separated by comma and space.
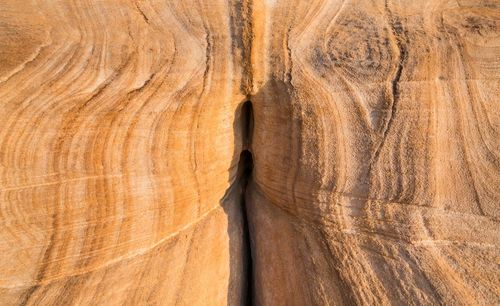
0, 0, 498, 305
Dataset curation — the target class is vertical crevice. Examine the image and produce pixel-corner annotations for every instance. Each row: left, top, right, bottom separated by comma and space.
237, 100, 254, 305
241, 100, 254, 150
238, 149, 253, 305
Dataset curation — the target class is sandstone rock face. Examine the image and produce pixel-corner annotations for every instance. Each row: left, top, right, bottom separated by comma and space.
0, 0, 498, 305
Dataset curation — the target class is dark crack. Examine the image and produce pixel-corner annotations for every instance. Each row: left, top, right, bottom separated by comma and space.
238, 149, 254, 306
134, 3, 150, 25
238, 100, 254, 305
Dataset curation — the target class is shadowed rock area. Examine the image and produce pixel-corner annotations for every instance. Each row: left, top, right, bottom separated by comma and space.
0, 0, 499, 305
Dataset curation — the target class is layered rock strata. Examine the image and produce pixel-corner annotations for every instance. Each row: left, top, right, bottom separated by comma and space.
0, 0, 499, 305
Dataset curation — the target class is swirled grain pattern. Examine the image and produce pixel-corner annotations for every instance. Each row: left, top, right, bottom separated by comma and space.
0, 0, 499, 305
0, 1, 249, 304
248, 0, 500, 304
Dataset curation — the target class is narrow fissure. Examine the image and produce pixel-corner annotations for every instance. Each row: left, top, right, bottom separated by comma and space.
238, 100, 254, 305
241, 100, 254, 150
239, 149, 253, 305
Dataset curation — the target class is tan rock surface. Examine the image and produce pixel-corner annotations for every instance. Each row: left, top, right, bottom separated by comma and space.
0, 0, 498, 305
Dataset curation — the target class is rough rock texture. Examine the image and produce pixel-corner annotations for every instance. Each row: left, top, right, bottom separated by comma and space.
0, 0, 499, 305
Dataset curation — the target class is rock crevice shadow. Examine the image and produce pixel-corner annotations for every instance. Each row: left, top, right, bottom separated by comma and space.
221, 98, 255, 305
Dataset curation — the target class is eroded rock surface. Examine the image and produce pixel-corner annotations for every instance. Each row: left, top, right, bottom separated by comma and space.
0, 0, 498, 305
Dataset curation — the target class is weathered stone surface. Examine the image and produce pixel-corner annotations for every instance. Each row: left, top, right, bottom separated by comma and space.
0, 0, 498, 305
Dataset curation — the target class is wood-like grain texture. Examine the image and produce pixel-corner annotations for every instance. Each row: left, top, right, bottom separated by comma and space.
248, 0, 500, 304
0, 1, 249, 304
0, 0, 499, 305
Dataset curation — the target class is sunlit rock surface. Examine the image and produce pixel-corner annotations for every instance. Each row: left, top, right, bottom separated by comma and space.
0, 0, 498, 305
